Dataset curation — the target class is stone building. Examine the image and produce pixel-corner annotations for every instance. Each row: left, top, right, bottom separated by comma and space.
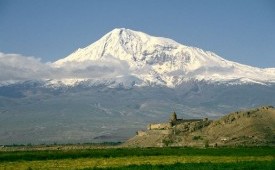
147, 112, 203, 130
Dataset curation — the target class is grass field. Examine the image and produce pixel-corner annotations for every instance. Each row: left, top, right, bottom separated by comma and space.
0, 146, 274, 169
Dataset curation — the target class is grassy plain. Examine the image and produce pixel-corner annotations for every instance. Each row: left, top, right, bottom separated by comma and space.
0, 146, 274, 169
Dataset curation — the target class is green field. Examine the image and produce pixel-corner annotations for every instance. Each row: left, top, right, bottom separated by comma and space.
0, 147, 274, 169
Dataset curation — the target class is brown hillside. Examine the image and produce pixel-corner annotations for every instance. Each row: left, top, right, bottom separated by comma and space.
203, 106, 275, 146
123, 106, 275, 147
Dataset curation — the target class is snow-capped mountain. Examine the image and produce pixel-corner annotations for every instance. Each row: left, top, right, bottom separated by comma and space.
1, 28, 275, 145
54, 28, 275, 87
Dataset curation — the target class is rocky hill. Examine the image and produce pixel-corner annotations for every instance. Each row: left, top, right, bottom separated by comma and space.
123, 106, 275, 147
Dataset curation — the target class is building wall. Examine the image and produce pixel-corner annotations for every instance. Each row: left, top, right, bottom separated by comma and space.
148, 123, 172, 130
173, 119, 202, 125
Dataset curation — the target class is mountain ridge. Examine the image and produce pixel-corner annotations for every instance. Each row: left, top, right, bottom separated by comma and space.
0, 28, 275, 88
52, 28, 275, 87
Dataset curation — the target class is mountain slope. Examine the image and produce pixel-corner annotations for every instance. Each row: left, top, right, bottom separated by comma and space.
54, 28, 275, 87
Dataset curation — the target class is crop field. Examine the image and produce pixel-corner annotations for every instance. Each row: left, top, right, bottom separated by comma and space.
0, 146, 274, 169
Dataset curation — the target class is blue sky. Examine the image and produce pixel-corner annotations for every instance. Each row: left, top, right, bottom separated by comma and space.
0, 0, 274, 68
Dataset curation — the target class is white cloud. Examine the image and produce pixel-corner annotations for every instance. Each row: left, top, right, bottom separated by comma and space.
0, 52, 50, 81
0, 52, 130, 81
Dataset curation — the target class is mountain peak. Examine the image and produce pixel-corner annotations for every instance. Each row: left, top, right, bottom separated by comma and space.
54, 28, 181, 66
108, 28, 169, 40
105, 28, 179, 47
108, 28, 133, 35
105, 28, 132, 40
